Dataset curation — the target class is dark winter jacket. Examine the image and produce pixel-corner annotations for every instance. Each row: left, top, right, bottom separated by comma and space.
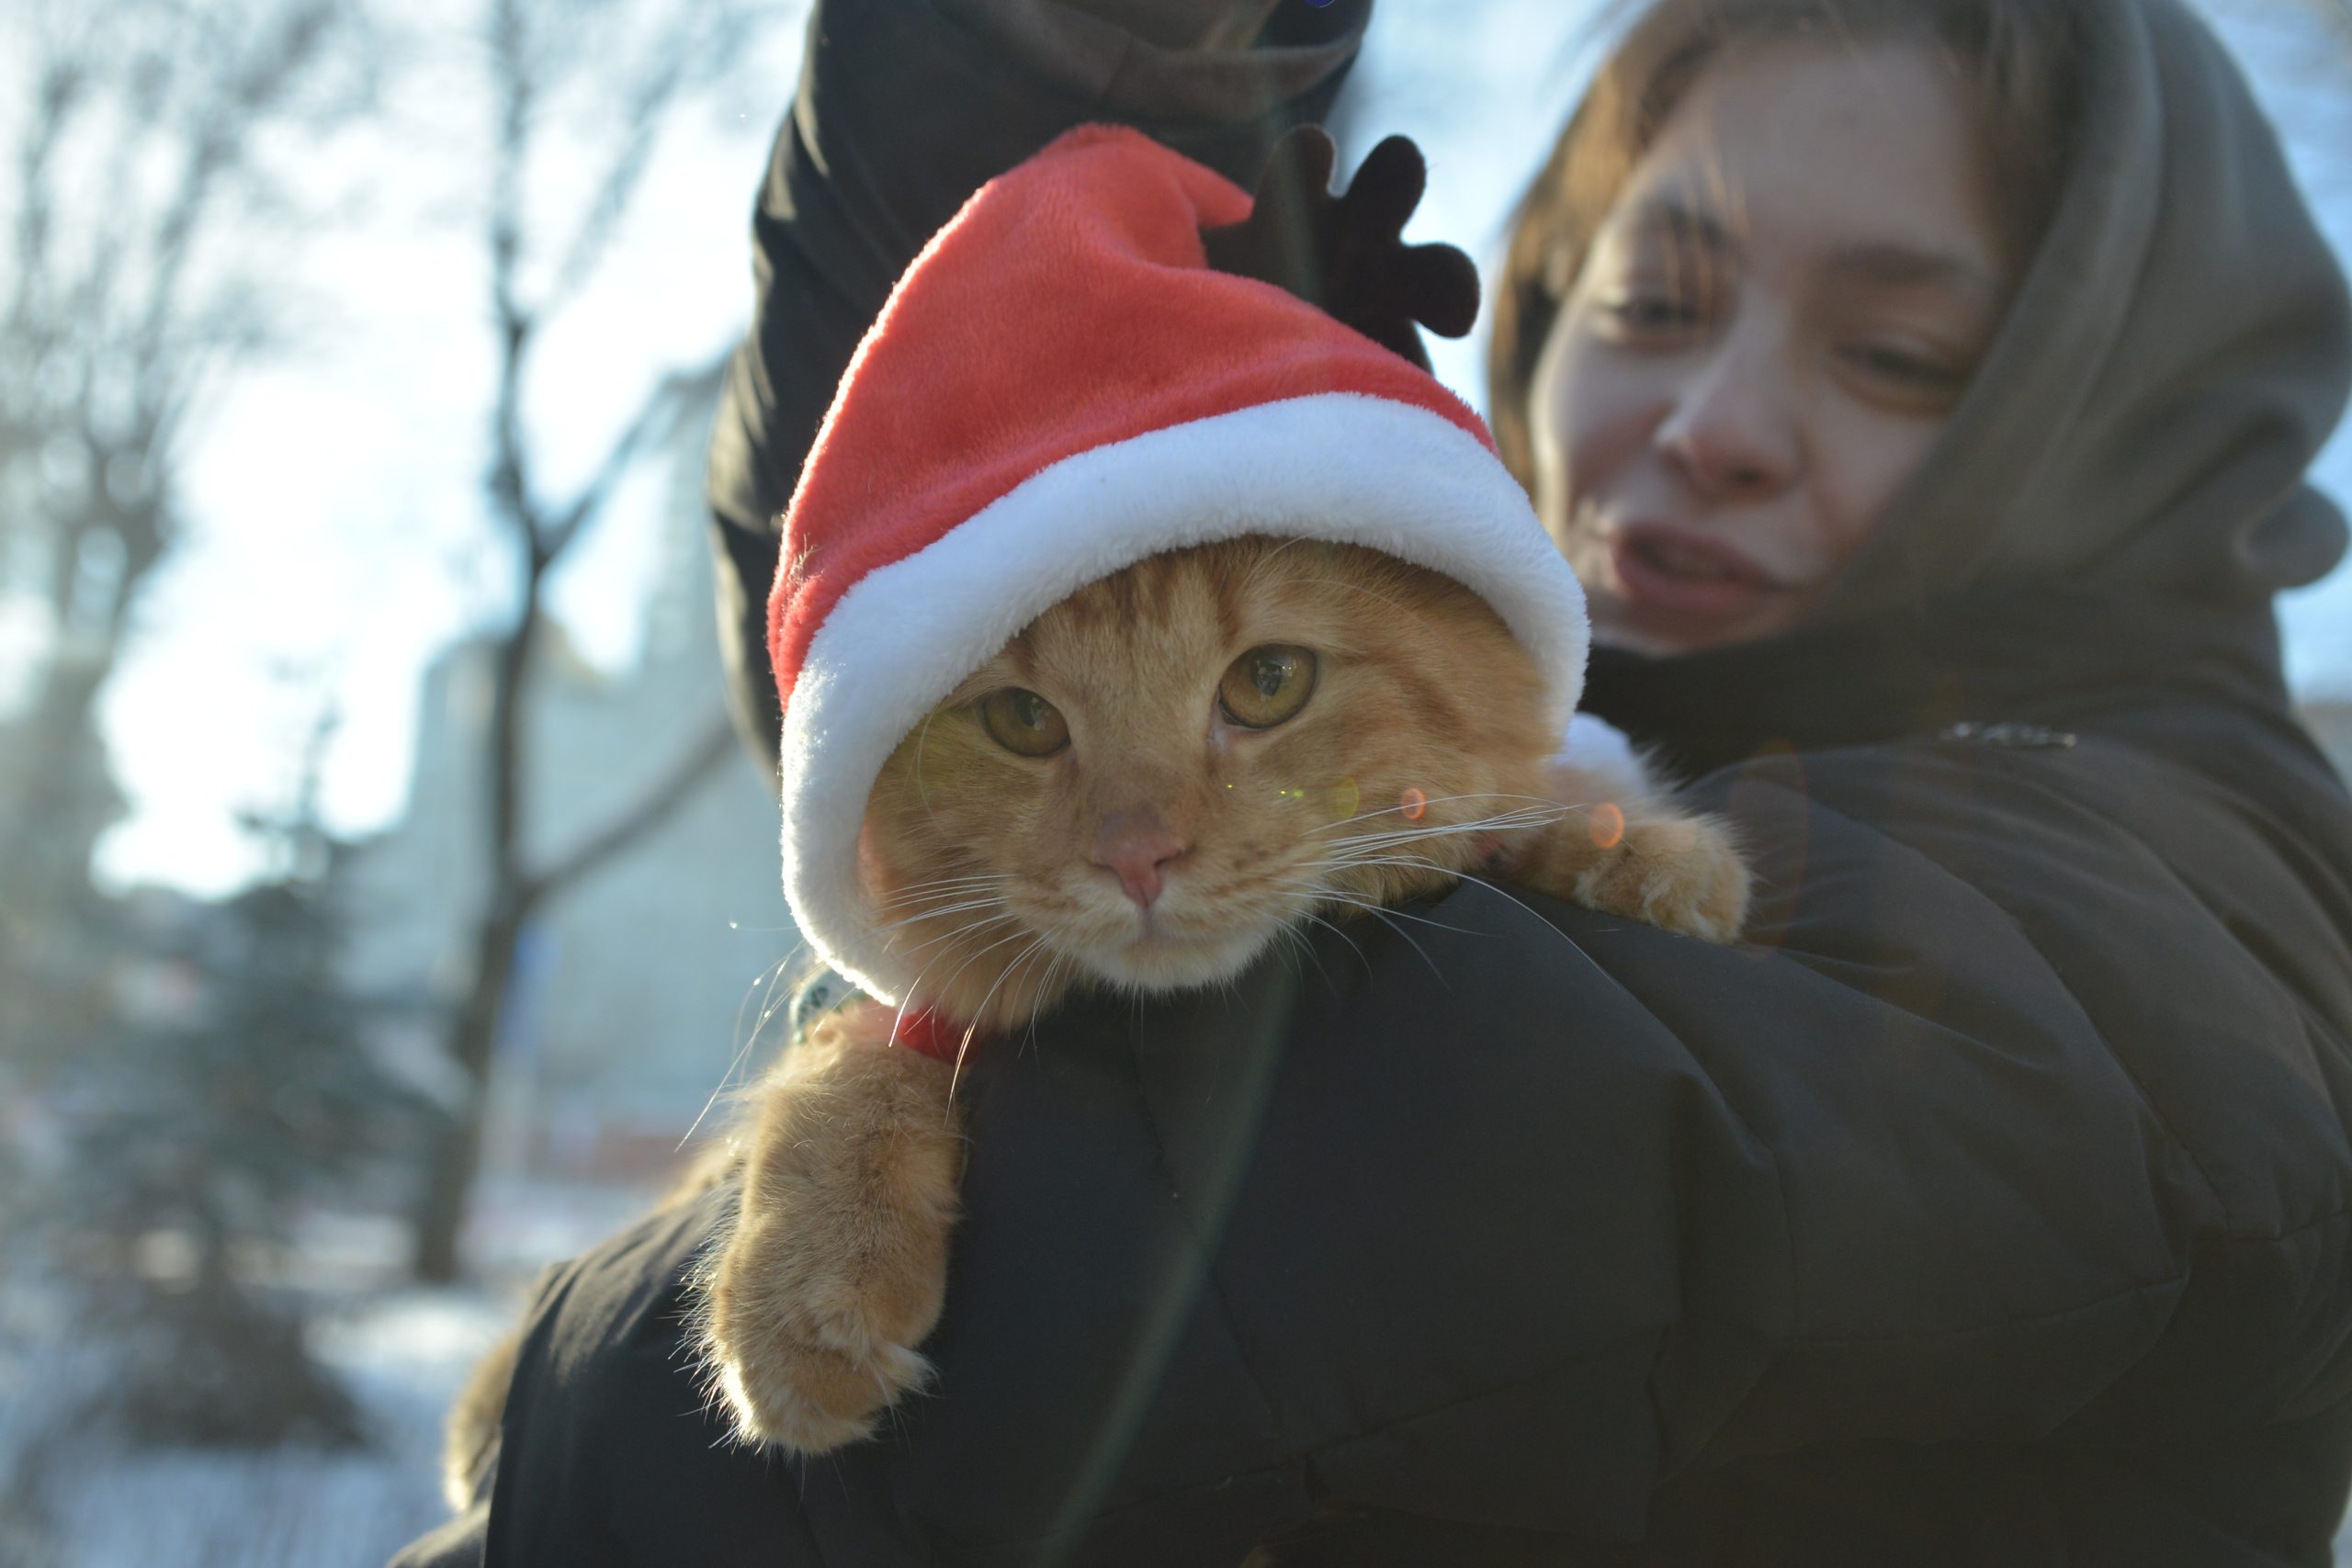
390, 0, 2352, 1563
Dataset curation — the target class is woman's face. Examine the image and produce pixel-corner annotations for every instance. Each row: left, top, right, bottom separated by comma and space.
1531, 40, 2011, 654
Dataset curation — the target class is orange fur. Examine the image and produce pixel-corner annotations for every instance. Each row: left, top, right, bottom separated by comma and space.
700, 1008, 962, 1451
695, 537, 1748, 1454
865, 537, 1561, 1025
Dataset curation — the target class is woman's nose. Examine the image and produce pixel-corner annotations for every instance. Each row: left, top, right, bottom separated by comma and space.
1653, 335, 1800, 502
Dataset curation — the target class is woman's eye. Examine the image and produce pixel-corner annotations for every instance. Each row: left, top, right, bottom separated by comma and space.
1846, 344, 1960, 384
1838, 341, 1973, 410
978, 687, 1069, 757
1217, 645, 1318, 729
1598, 291, 1701, 336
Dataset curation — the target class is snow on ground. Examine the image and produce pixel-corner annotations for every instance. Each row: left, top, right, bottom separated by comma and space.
6, 1179, 660, 1568
6, 1300, 492, 1568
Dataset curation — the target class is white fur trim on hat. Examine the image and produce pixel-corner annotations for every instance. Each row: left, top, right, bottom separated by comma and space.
781, 391, 1589, 1005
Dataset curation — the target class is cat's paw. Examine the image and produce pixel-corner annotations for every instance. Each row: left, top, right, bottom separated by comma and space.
1573, 811, 1749, 943
703, 1207, 944, 1454
698, 1027, 962, 1455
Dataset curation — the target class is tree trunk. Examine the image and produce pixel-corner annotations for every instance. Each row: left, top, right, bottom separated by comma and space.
0, 492, 165, 906
409, 574, 541, 1283
400, 0, 752, 1277
410, 897, 527, 1282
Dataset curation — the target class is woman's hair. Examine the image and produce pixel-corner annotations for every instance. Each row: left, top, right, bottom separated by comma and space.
1487, 0, 2083, 490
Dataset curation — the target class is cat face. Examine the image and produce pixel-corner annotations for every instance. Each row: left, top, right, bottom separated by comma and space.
855, 537, 1562, 1031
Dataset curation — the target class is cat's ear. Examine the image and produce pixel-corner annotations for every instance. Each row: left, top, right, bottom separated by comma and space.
1201, 127, 1481, 372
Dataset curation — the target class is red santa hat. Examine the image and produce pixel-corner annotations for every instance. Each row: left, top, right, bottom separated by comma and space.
769, 124, 1589, 1006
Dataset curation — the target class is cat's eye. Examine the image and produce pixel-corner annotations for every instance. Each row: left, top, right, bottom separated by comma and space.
1217, 645, 1317, 729
978, 687, 1069, 757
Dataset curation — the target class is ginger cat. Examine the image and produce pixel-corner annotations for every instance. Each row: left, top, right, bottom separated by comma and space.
694, 535, 1748, 1457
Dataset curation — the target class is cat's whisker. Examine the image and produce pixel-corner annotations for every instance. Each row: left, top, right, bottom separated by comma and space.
1312, 807, 1573, 862
873, 894, 1012, 934
871, 874, 1006, 912
1321, 801, 1574, 840
907, 920, 1050, 1042
1294, 910, 1365, 980
1281, 887, 1476, 981
996, 933, 1060, 1029
1022, 943, 1076, 1057
871, 885, 1003, 914
885, 902, 1012, 943
891, 910, 1019, 960
948, 933, 1051, 1101
1312, 850, 1479, 883
722, 950, 797, 1076
1340, 850, 1623, 981
1271, 919, 1317, 983
875, 868, 1003, 896
1272, 877, 1480, 938
1312, 849, 1620, 985
869, 879, 1005, 915
734, 954, 816, 1066
1308, 791, 1588, 837
890, 905, 1025, 965
880, 912, 1040, 1050
684, 948, 809, 1153
1297, 889, 1445, 980
1444, 867, 1624, 987
1316, 815, 1569, 856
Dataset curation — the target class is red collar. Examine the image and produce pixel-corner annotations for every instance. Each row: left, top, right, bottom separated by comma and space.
891, 1007, 990, 1064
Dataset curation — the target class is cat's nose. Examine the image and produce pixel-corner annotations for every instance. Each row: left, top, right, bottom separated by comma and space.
1091, 810, 1188, 908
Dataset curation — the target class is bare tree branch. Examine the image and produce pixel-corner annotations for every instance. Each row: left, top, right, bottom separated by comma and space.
409, 0, 779, 1280
3, 53, 86, 339
522, 715, 739, 909
536, 355, 728, 567
483, 0, 538, 549
541, 9, 760, 309
543, 59, 685, 310
0, 0, 378, 996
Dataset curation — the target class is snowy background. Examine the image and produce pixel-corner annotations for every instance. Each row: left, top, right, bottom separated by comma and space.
4, 0, 2351, 1563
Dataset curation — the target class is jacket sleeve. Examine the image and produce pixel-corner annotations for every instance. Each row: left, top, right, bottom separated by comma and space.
704, 0, 1369, 783
385, 1188, 842, 1568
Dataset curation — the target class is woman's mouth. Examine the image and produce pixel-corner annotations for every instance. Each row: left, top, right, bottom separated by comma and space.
1607, 523, 1786, 623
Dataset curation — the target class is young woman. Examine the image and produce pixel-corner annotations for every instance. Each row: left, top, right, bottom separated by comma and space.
396, 1, 2352, 1563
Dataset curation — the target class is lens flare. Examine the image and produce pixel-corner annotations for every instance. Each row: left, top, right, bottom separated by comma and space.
1329, 776, 1359, 820
1399, 787, 1427, 822
1589, 801, 1626, 850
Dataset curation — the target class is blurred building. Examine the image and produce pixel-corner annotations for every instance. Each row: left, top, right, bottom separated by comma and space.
344, 517, 799, 1185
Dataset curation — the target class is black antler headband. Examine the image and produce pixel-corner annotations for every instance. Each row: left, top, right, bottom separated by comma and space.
1202, 127, 1481, 371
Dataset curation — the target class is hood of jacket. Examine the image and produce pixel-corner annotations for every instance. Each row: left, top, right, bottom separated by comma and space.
1839, 0, 2350, 615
